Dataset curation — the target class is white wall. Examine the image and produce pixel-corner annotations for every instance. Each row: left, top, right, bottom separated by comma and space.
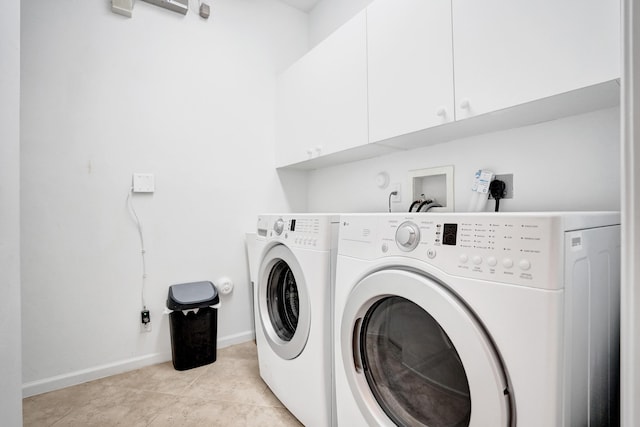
0, 0, 23, 424
308, 0, 372, 47
307, 107, 620, 213
21, 0, 308, 395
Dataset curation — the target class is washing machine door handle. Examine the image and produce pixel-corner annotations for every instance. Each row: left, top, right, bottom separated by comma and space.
352, 317, 363, 373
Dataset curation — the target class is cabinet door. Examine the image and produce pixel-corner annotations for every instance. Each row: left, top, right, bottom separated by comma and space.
276, 55, 316, 166
276, 11, 368, 167
367, 0, 454, 143
452, 0, 620, 119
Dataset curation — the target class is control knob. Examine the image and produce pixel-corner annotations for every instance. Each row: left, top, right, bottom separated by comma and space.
273, 218, 285, 236
396, 221, 420, 251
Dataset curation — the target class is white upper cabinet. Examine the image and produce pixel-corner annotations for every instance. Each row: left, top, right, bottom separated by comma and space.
452, 0, 621, 119
276, 10, 368, 167
275, 0, 621, 169
367, 0, 454, 143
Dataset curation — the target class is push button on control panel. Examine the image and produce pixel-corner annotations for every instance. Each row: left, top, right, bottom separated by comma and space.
519, 259, 532, 271
472, 255, 483, 265
459, 254, 469, 264
502, 258, 514, 269
487, 256, 497, 267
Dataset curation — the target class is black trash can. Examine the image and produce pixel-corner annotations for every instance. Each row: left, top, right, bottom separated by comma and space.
167, 281, 219, 371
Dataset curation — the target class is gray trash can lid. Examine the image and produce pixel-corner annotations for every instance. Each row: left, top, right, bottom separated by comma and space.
167, 281, 219, 310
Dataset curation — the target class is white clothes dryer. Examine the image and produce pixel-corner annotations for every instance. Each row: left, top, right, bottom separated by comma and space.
334, 212, 620, 427
254, 214, 338, 427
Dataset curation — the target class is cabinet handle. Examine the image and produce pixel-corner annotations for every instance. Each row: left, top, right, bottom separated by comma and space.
459, 98, 471, 110
436, 107, 447, 117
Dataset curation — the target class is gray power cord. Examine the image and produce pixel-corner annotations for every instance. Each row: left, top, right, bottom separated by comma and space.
388, 191, 398, 212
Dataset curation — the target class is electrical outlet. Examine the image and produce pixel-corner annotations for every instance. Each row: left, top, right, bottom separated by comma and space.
133, 173, 155, 193
493, 174, 514, 199
141, 310, 152, 333
391, 183, 402, 203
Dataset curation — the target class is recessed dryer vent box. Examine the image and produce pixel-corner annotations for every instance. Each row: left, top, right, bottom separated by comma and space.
408, 166, 454, 212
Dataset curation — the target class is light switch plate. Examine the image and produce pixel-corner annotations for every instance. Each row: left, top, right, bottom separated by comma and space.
133, 173, 155, 193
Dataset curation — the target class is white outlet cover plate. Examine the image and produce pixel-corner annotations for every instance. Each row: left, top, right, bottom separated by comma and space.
133, 173, 155, 193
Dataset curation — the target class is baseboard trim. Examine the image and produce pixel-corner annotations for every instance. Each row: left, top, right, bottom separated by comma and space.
217, 330, 255, 348
22, 330, 256, 398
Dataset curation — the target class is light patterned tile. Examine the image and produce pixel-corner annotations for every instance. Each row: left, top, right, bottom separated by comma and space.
50, 387, 176, 427
23, 381, 125, 427
148, 395, 302, 427
217, 340, 258, 361
183, 369, 279, 407
23, 396, 73, 427
23, 341, 302, 427
244, 405, 304, 427
95, 361, 208, 396
198, 357, 261, 385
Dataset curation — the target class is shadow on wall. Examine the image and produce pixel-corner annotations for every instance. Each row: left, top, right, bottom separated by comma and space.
277, 169, 309, 212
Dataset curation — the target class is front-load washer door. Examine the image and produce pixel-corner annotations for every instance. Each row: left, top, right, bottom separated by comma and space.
341, 269, 512, 427
258, 244, 311, 360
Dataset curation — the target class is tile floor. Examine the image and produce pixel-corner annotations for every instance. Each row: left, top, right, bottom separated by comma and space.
23, 341, 303, 427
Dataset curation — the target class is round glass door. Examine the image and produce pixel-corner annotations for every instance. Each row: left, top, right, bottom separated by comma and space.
266, 259, 299, 341
258, 244, 310, 360
341, 269, 512, 426
361, 296, 471, 427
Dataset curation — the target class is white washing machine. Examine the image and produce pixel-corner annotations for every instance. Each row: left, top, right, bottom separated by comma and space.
334, 212, 620, 427
254, 214, 338, 427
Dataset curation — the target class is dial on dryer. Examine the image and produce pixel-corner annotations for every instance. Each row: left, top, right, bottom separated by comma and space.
396, 221, 421, 251
273, 218, 285, 235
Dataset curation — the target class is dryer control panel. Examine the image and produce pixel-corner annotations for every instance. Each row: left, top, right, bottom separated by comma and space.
257, 214, 338, 250
338, 213, 576, 290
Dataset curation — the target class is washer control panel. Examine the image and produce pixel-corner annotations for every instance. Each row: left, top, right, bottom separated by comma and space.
257, 214, 337, 250
339, 214, 564, 290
